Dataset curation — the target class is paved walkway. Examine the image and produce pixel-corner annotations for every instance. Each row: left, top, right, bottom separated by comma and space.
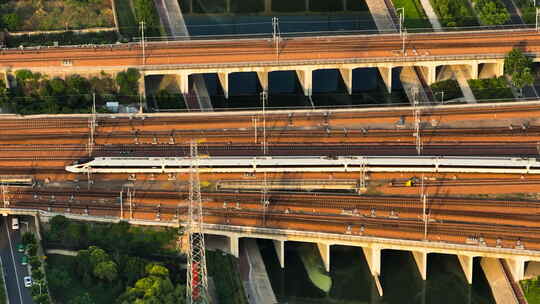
46, 249, 78, 256
418, 0, 442, 31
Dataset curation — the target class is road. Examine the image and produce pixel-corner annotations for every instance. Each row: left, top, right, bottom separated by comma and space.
0, 215, 34, 304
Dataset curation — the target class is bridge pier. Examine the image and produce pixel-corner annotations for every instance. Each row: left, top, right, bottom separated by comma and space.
218, 72, 229, 99
296, 69, 313, 96
506, 257, 525, 281
378, 66, 392, 93
339, 68, 353, 95
257, 71, 269, 92
178, 72, 190, 95
138, 72, 146, 97
469, 63, 479, 80
363, 246, 383, 296
273, 239, 285, 268
420, 65, 438, 85
230, 235, 239, 258
317, 243, 331, 272
412, 251, 428, 280
458, 254, 474, 284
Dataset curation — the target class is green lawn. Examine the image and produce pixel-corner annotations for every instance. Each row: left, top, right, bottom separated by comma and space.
46, 254, 122, 303
114, 0, 138, 38
468, 77, 514, 101
392, 0, 432, 28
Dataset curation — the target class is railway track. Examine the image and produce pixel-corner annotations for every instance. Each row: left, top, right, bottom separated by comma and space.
9, 199, 540, 250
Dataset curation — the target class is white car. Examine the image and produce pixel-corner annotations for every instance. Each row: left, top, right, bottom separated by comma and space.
23, 276, 32, 288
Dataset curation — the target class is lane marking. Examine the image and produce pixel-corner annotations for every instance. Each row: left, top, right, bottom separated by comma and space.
5, 217, 23, 304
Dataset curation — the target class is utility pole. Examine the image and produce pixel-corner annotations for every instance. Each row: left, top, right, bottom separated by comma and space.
412, 86, 422, 155
261, 90, 268, 155
261, 172, 269, 226
119, 189, 123, 219
2, 183, 8, 208
140, 21, 146, 65
359, 159, 367, 193
252, 117, 258, 144
421, 175, 428, 240
186, 141, 209, 304
88, 93, 96, 156
272, 17, 280, 59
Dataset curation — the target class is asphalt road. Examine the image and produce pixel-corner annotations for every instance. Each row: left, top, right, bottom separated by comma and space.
0, 215, 34, 304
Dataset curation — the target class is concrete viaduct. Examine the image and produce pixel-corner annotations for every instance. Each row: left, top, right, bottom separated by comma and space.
4, 208, 538, 298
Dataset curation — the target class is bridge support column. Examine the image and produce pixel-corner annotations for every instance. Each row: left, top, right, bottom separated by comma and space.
496, 60, 505, 77
178, 72, 190, 95
506, 258, 525, 281
273, 240, 285, 268
3, 71, 9, 89
363, 246, 383, 296
421, 65, 438, 85
412, 251, 428, 281
230, 236, 239, 258
339, 68, 353, 95
257, 71, 269, 92
458, 255, 474, 285
296, 69, 313, 96
138, 72, 146, 97
317, 243, 331, 272
378, 66, 392, 93
305, 0, 309, 11
218, 72, 229, 99
470, 63, 479, 80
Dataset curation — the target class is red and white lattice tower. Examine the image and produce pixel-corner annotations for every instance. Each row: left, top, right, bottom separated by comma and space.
186, 141, 209, 304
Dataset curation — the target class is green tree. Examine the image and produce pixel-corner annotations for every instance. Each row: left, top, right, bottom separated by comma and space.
116, 264, 185, 304
32, 268, 44, 281
115, 68, 140, 97
504, 48, 535, 95
89, 246, 109, 268
2, 13, 21, 31
476, 0, 510, 25
48, 268, 71, 290
505, 48, 533, 76
22, 232, 37, 246
69, 293, 95, 304
93, 260, 118, 282
27, 243, 38, 256
29, 256, 41, 269
122, 256, 147, 285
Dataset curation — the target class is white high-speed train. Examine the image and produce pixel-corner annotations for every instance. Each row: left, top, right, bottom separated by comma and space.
65, 156, 540, 174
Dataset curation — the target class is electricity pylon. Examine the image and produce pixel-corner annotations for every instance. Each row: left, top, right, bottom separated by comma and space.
186, 141, 209, 304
